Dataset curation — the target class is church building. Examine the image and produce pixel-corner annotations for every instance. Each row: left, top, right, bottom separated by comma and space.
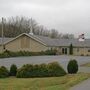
0, 33, 90, 56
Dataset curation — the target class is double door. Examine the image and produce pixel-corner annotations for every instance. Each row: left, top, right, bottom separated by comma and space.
62, 48, 67, 54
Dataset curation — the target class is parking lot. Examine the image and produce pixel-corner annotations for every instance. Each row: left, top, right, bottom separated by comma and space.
0, 55, 90, 72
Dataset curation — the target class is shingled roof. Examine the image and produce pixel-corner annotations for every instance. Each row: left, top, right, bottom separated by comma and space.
0, 33, 90, 47
35, 35, 90, 47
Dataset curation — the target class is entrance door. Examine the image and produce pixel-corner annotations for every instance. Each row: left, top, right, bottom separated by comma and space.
65, 48, 67, 54
62, 48, 65, 54
62, 48, 67, 54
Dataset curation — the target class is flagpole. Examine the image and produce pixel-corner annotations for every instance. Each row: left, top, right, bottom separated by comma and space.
78, 34, 85, 56
1, 17, 4, 52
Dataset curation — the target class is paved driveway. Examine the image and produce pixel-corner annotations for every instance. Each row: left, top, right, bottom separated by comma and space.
70, 79, 90, 90
0, 55, 90, 72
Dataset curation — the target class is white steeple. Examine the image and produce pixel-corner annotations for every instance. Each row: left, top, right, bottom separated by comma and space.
29, 18, 33, 35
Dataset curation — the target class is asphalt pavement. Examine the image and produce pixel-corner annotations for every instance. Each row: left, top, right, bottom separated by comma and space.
70, 79, 90, 90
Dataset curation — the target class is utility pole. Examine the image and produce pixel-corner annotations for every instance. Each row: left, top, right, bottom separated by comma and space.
1, 17, 4, 52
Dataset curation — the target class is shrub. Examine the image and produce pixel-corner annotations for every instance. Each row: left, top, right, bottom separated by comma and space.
47, 62, 66, 76
16, 64, 33, 78
32, 64, 48, 77
81, 54, 84, 56
10, 64, 17, 76
45, 50, 57, 55
0, 66, 9, 78
16, 62, 66, 78
67, 59, 78, 74
0, 52, 10, 58
38, 64, 48, 77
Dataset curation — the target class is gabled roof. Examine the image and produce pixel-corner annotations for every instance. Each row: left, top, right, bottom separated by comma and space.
1, 33, 47, 46
0, 33, 90, 47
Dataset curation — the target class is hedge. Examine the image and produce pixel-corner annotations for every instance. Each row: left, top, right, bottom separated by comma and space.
16, 62, 66, 78
0, 50, 57, 58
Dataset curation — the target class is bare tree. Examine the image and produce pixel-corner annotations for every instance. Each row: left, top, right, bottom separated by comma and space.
50, 29, 59, 38
0, 16, 75, 39
61, 34, 74, 39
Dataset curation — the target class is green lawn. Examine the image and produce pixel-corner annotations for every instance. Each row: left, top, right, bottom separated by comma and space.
0, 73, 90, 90
81, 62, 90, 67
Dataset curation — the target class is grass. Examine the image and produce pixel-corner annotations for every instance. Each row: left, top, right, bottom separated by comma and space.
0, 73, 90, 90
81, 62, 90, 67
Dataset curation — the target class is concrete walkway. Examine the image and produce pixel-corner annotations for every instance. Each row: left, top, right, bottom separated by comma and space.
70, 79, 90, 90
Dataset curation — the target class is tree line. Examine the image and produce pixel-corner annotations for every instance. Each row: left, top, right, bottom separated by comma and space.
0, 16, 74, 39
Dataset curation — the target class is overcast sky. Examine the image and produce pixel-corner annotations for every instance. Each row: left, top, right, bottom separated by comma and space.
0, 0, 90, 38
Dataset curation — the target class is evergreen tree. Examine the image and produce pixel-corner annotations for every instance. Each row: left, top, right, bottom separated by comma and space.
69, 43, 73, 55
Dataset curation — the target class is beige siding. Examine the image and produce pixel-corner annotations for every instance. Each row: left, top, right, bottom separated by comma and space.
58, 47, 90, 56
73, 47, 90, 56
5, 37, 21, 52
0, 45, 3, 53
5, 35, 48, 52
29, 36, 48, 52
21, 36, 30, 49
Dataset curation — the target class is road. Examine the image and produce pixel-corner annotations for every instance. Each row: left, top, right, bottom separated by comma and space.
0, 55, 90, 72
70, 79, 90, 90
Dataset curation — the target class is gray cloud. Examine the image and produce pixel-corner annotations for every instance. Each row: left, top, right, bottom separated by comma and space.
0, 0, 90, 38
